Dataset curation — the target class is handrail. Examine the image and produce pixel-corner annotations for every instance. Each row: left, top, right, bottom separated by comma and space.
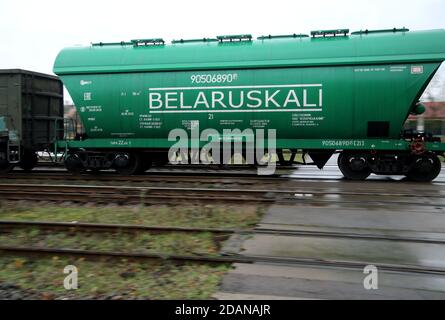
216, 34, 252, 42
92, 38, 165, 47
351, 28, 409, 35
172, 38, 218, 44
92, 41, 132, 47
131, 38, 165, 46
257, 34, 309, 40
311, 29, 349, 37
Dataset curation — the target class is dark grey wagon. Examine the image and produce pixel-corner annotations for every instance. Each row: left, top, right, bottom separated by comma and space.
0, 69, 64, 173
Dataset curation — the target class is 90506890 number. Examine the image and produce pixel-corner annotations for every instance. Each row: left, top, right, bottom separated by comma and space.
191, 73, 237, 84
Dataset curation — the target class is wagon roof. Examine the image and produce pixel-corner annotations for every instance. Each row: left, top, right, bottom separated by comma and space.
0, 69, 60, 80
53, 29, 445, 75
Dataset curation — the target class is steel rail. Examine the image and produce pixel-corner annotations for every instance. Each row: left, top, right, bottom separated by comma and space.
0, 182, 444, 198
4, 170, 445, 185
0, 183, 444, 207
2, 172, 445, 197
2, 220, 444, 245
1, 245, 445, 276
0, 220, 239, 234
0, 183, 277, 203
1, 171, 288, 182
253, 228, 445, 244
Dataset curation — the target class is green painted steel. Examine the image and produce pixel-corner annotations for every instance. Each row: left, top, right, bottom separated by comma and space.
55, 137, 445, 153
54, 29, 445, 74
53, 29, 445, 152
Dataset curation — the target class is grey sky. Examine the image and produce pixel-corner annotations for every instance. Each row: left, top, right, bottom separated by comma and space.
1, 0, 444, 102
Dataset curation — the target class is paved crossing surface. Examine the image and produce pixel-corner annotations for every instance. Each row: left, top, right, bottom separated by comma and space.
214, 163, 445, 300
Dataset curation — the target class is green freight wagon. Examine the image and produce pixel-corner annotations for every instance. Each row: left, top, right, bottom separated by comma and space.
53, 28, 445, 181
0, 69, 64, 173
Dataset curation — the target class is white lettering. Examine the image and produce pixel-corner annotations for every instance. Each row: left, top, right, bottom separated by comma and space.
303, 89, 316, 107
193, 92, 210, 109
148, 84, 324, 112
228, 91, 244, 108
283, 90, 301, 107
265, 90, 281, 107
165, 92, 178, 109
179, 92, 192, 109
212, 91, 227, 109
246, 90, 262, 108
149, 92, 162, 109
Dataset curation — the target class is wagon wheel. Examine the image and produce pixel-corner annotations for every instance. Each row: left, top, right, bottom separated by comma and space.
0, 161, 14, 174
113, 153, 142, 175
337, 152, 371, 180
65, 154, 86, 175
0, 150, 14, 174
405, 153, 441, 182
19, 150, 38, 172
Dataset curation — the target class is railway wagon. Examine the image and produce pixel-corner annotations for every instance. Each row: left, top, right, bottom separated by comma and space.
0, 70, 64, 173
53, 28, 445, 181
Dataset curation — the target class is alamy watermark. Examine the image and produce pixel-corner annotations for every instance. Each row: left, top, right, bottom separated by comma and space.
168, 123, 277, 175
64, 265, 78, 290
363, 265, 378, 290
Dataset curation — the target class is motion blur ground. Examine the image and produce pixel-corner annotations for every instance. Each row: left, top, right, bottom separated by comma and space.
0, 201, 264, 299
1, 155, 445, 299
215, 156, 445, 299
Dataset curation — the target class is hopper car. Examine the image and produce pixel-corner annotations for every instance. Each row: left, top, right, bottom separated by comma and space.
2, 28, 445, 181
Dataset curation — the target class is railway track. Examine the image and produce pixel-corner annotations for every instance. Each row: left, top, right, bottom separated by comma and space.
3, 219, 445, 244
3, 204, 445, 301
6, 166, 445, 185
1, 172, 443, 298
3, 167, 445, 189
1, 245, 445, 276
0, 220, 237, 234
0, 183, 444, 207
2, 219, 445, 275
0, 170, 289, 185
0, 183, 278, 204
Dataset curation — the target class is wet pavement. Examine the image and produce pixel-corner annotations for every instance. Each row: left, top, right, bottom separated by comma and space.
214, 161, 445, 300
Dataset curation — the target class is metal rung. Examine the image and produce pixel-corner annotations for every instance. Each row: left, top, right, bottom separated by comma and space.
92, 41, 132, 47
257, 34, 309, 40
311, 29, 349, 37
172, 38, 218, 44
217, 34, 252, 42
131, 38, 165, 46
351, 28, 409, 35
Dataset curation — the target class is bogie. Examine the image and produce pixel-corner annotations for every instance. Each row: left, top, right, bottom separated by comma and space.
337, 151, 442, 182
338, 152, 371, 181
405, 153, 441, 182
